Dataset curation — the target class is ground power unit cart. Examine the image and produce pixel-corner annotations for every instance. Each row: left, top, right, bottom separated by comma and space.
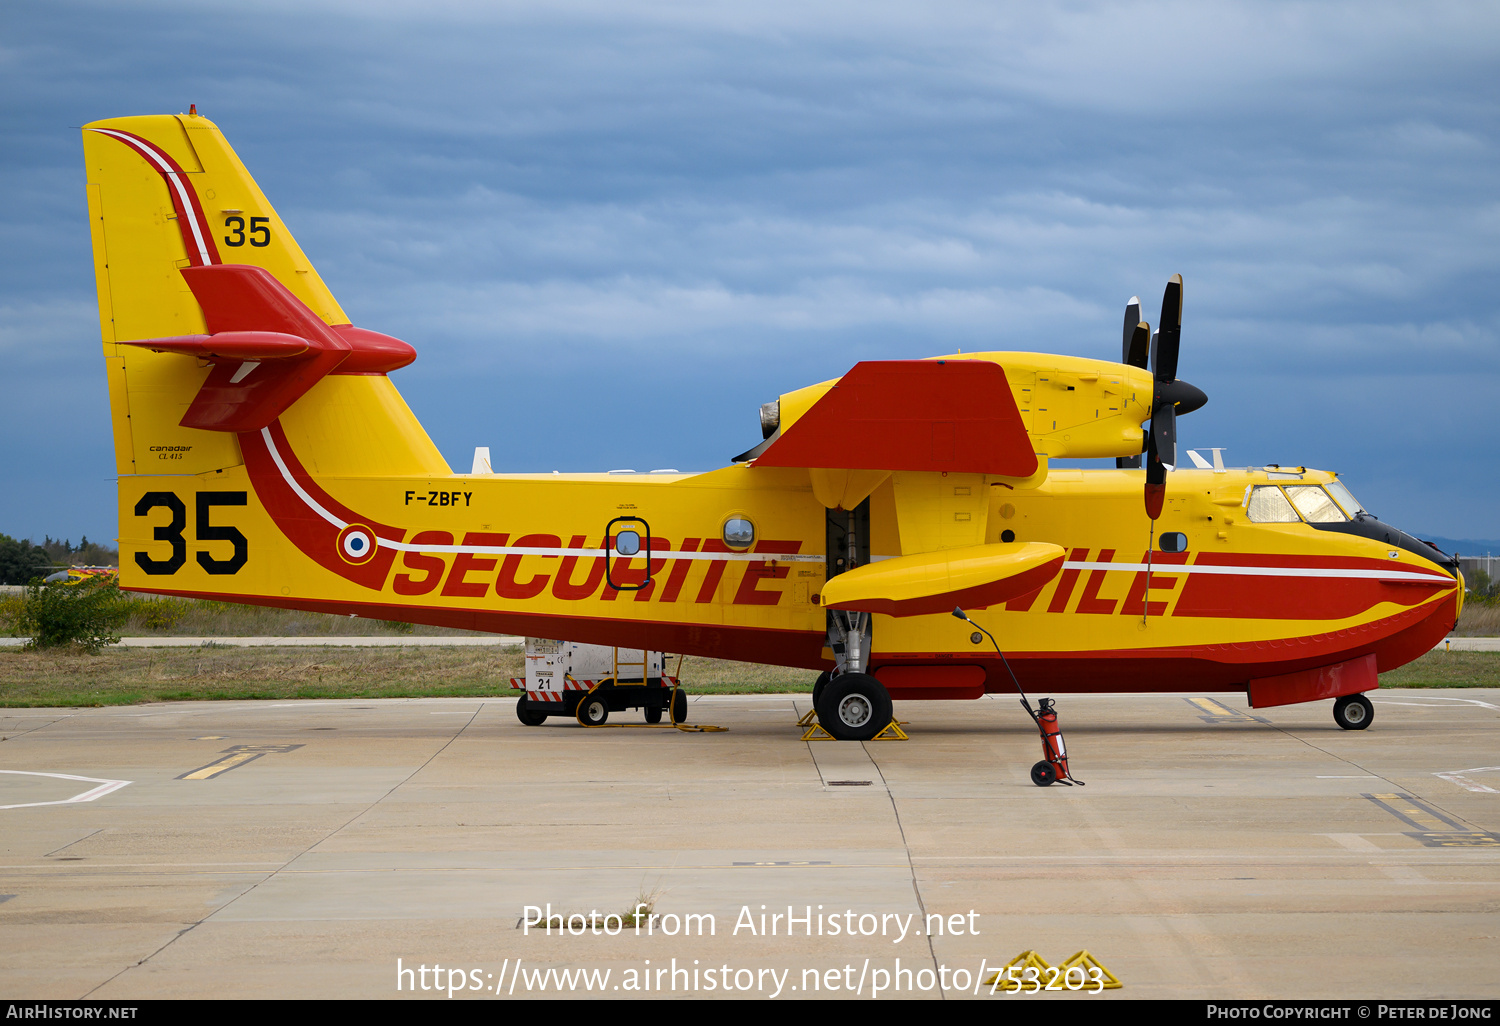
511, 639, 685, 726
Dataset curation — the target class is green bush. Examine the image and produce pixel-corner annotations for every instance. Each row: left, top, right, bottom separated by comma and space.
12, 578, 131, 651
1466, 569, 1499, 604
135, 597, 189, 631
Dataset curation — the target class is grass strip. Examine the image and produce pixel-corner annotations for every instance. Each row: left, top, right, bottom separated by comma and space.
0, 646, 1493, 708
0, 647, 814, 707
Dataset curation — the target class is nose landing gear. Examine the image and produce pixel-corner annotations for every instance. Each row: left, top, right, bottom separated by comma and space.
1333, 693, 1374, 731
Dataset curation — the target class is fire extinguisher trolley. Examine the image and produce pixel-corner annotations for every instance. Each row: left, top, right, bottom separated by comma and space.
953, 608, 1085, 787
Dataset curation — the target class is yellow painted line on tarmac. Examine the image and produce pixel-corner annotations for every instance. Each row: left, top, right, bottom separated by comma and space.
1365, 793, 1464, 831
178, 744, 304, 781
1362, 792, 1499, 847
1184, 697, 1269, 723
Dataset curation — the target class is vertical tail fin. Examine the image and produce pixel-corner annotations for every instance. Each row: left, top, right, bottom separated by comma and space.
83, 112, 447, 479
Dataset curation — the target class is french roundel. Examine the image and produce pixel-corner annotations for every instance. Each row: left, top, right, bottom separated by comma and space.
336, 524, 379, 565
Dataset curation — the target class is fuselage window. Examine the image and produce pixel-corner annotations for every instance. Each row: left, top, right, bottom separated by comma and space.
614, 530, 641, 556
1246, 486, 1300, 523
1160, 532, 1188, 552
722, 517, 755, 549
1286, 486, 1348, 523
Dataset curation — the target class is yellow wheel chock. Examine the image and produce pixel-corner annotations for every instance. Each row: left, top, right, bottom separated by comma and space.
982, 949, 1122, 991
799, 717, 907, 741
983, 950, 1053, 992
1057, 950, 1121, 990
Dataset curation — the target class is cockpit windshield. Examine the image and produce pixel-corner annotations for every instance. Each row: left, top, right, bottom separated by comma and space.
1285, 486, 1348, 523
1246, 484, 1352, 524
1325, 479, 1366, 518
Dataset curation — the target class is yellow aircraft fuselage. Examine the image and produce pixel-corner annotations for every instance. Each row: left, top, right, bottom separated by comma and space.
81, 113, 1461, 718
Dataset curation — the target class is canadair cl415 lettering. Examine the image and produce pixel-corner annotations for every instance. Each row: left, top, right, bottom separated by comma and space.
82, 112, 1463, 740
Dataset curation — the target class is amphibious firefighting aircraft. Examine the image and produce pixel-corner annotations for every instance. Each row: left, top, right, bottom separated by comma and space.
81, 112, 1462, 741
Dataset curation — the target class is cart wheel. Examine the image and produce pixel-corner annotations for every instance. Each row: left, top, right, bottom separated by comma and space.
671, 689, 688, 724
577, 693, 609, 727
1031, 761, 1058, 787
815, 673, 892, 741
812, 670, 834, 708
644, 706, 663, 724
515, 699, 547, 727
1333, 694, 1373, 731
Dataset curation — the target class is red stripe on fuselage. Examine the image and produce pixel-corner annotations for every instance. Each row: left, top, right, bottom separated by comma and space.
1175, 551, 1452, 620
239, 421, 403, 590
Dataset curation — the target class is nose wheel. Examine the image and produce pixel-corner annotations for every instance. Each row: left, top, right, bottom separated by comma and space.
1333, 693, 1373, 731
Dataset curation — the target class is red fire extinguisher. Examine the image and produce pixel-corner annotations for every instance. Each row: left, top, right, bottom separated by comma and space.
1027, 697, 1077, 787
953, 607, 1084, 787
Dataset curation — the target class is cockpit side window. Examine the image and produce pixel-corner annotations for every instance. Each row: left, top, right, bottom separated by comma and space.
1246, 485, 1300, 523
1285, 486, 1348, 523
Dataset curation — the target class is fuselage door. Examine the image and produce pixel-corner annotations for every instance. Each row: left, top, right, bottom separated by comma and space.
606, 516, 653, 592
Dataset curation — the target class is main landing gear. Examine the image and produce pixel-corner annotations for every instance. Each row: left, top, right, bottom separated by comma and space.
814, 672, 894, 742
1333, 693, 1374, 731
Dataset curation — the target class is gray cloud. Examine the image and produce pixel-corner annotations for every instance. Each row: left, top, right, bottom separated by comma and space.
1, 0, 1497, 542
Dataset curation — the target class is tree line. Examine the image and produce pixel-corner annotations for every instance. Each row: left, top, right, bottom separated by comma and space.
0, 533, 119, 585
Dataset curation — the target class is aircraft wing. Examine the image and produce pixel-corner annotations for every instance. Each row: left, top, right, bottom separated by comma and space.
750, 360, 1039, 477
820, 541, 1065, 617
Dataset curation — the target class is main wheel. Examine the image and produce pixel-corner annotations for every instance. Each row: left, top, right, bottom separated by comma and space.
1333, 693, 1373, 731
815, 673, 893, 742
1031, 760, 1058, 787
515, 698, 548, 727
644, 706, 663, 724
812, 669, 834, 708
577, 692, 610, 726
671, 689, 688, 724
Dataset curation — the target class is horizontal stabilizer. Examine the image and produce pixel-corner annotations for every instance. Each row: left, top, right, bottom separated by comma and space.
118, 264, 418, 433
123, 331, 310, 360
752, 360, 1038, 477
821, 541, 1065, 617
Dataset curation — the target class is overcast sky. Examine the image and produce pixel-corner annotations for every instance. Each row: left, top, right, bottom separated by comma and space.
2, 1, 1498, 548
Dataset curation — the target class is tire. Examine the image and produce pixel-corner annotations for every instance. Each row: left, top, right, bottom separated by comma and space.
515, 698, 548, 727
671, 689, 687, 724
812, 670, 834, 708
1333, 693, 1373, 731
1031, 761, 1058, 787
814, 673, 892, 742
577, 692, 609, 727
644, 705, 663, 724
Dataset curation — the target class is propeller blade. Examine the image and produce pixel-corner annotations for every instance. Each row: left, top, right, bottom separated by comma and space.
1122, 298, 1148, 367
1125, 321, 1150, 370
1153, 274, 1182, 383
1152, 403, 1177, 470
1144, 425, 1166, 519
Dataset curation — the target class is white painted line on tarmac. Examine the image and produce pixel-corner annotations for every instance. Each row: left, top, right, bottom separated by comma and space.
1435, 767, 1500, 793
0, 770, 131, 810
1376, 696, 1500, 711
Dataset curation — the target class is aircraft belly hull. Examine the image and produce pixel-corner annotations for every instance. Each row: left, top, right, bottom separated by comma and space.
871, 591, 1457, 694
